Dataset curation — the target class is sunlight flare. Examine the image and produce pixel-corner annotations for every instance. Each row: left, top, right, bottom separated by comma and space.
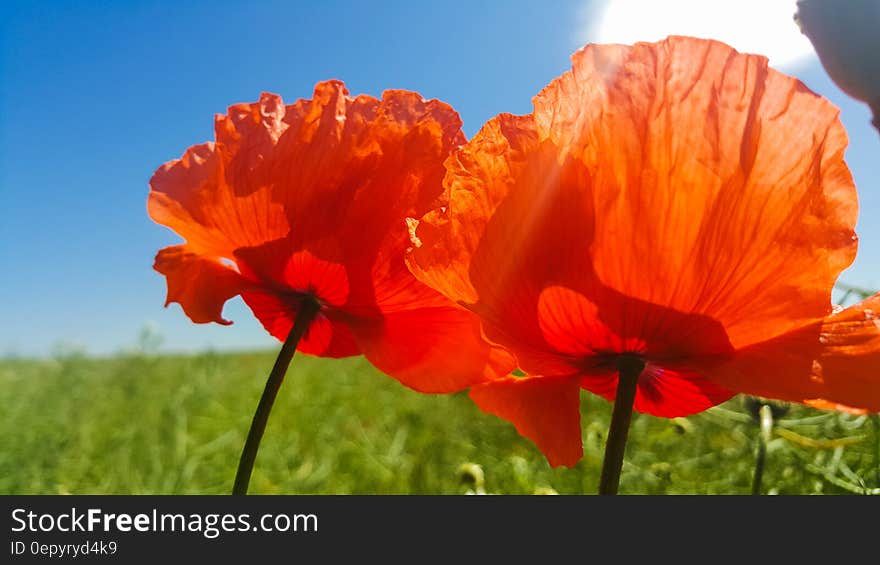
590, 0, 815, 68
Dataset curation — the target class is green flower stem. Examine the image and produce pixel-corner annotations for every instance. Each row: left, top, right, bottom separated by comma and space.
873, 414, 880, 486
751, 404, 774, 496
598, 355, 645, 495
232, 297, 320, 495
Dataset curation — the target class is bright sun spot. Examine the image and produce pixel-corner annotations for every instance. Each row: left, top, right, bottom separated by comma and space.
590, 0, 816, 69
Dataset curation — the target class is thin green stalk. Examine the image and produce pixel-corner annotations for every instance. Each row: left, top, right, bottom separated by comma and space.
751, 404, 774, 495
873, 414, 880, 486
598, 355, 644, 495
232, 297, 320, 495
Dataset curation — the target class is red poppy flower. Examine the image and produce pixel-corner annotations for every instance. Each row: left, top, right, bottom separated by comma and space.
149, 81, 512, 393
406, 36, 880, 467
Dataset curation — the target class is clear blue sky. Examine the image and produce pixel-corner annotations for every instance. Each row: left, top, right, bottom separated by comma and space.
2, 0, 879, 357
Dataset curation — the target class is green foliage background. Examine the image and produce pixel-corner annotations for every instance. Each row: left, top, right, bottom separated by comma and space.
1, 348, 877, 495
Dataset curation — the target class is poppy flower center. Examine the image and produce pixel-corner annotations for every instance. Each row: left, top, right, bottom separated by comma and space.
614, 353, 646, 377
535, 285, 735, 377
281, 289, 323, 312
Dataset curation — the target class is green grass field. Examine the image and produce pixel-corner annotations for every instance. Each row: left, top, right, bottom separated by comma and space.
1, 349, 878, 495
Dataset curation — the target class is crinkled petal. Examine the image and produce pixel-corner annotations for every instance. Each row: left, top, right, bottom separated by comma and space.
407, 113, 548, 310
408, 37, 857, 388
150, 82, 471, 373
469, 376, 583, 467
409, 114, 602, 364
533, 36, 857, 349
153, 245, 249, 325
707, 294, 880, 412
349, 306, 515, 393
266, 85, 465, 282
148, 94, 292, 258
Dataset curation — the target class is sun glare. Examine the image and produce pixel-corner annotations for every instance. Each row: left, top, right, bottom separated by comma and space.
590, 0, 816, 69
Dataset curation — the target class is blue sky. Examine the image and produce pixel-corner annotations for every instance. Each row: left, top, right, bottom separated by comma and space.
2, 0, 879, 357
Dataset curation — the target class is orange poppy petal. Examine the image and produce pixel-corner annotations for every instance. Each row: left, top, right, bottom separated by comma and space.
352, 238, 451, 317
268, 85, 464, 266
803, 399, 868, 416
148, 101, 290, 259
240, 289, 358, 357
348, 305, 515, 393
536, 285, 734, 366
532, 36, 857, 349
408, 37, 857, 386
408, 114, 602, 358
537, 286, 735, 416
581, 365, 735, 418
706, 294, 880, 412
149, 82, 463, 296
810, 295, 880, 412
469, 376, 583, 467
150, 82, 470, 373
233, 238, 350, 308
407, 113, 547, 309
153, 245, 249, 325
